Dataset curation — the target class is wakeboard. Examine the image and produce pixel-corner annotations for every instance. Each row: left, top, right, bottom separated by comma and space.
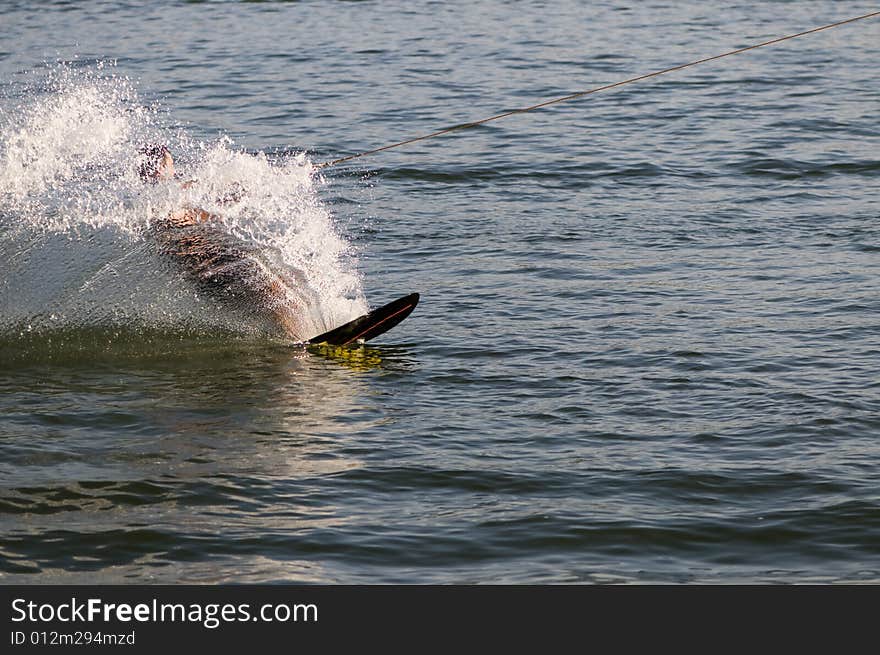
307, 293, 419, 345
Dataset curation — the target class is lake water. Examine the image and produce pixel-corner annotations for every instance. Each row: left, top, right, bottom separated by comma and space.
1, 1, 878, 583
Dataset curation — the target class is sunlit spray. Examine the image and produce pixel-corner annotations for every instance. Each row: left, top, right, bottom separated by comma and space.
0, 63, 367, 347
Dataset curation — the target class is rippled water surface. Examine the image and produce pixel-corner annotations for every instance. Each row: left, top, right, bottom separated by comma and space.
1, 1, 878, 583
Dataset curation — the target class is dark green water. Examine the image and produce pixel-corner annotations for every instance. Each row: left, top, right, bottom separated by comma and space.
1, 1, 878, 583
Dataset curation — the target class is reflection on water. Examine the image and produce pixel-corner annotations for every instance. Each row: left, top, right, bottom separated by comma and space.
308, 343, 390, 372
0, 341, 418, 582
0, 341, 393, 485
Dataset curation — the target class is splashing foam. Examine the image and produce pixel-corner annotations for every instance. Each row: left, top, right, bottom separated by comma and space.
0, 64, 367, 347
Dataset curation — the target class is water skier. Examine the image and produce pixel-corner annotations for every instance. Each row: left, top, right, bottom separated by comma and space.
137, 144, 302, 338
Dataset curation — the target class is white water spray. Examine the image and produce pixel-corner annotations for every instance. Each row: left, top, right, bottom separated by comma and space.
0, 64, 367, 346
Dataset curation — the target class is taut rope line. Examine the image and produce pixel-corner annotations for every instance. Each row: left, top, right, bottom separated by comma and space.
316, 10, 879, 170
